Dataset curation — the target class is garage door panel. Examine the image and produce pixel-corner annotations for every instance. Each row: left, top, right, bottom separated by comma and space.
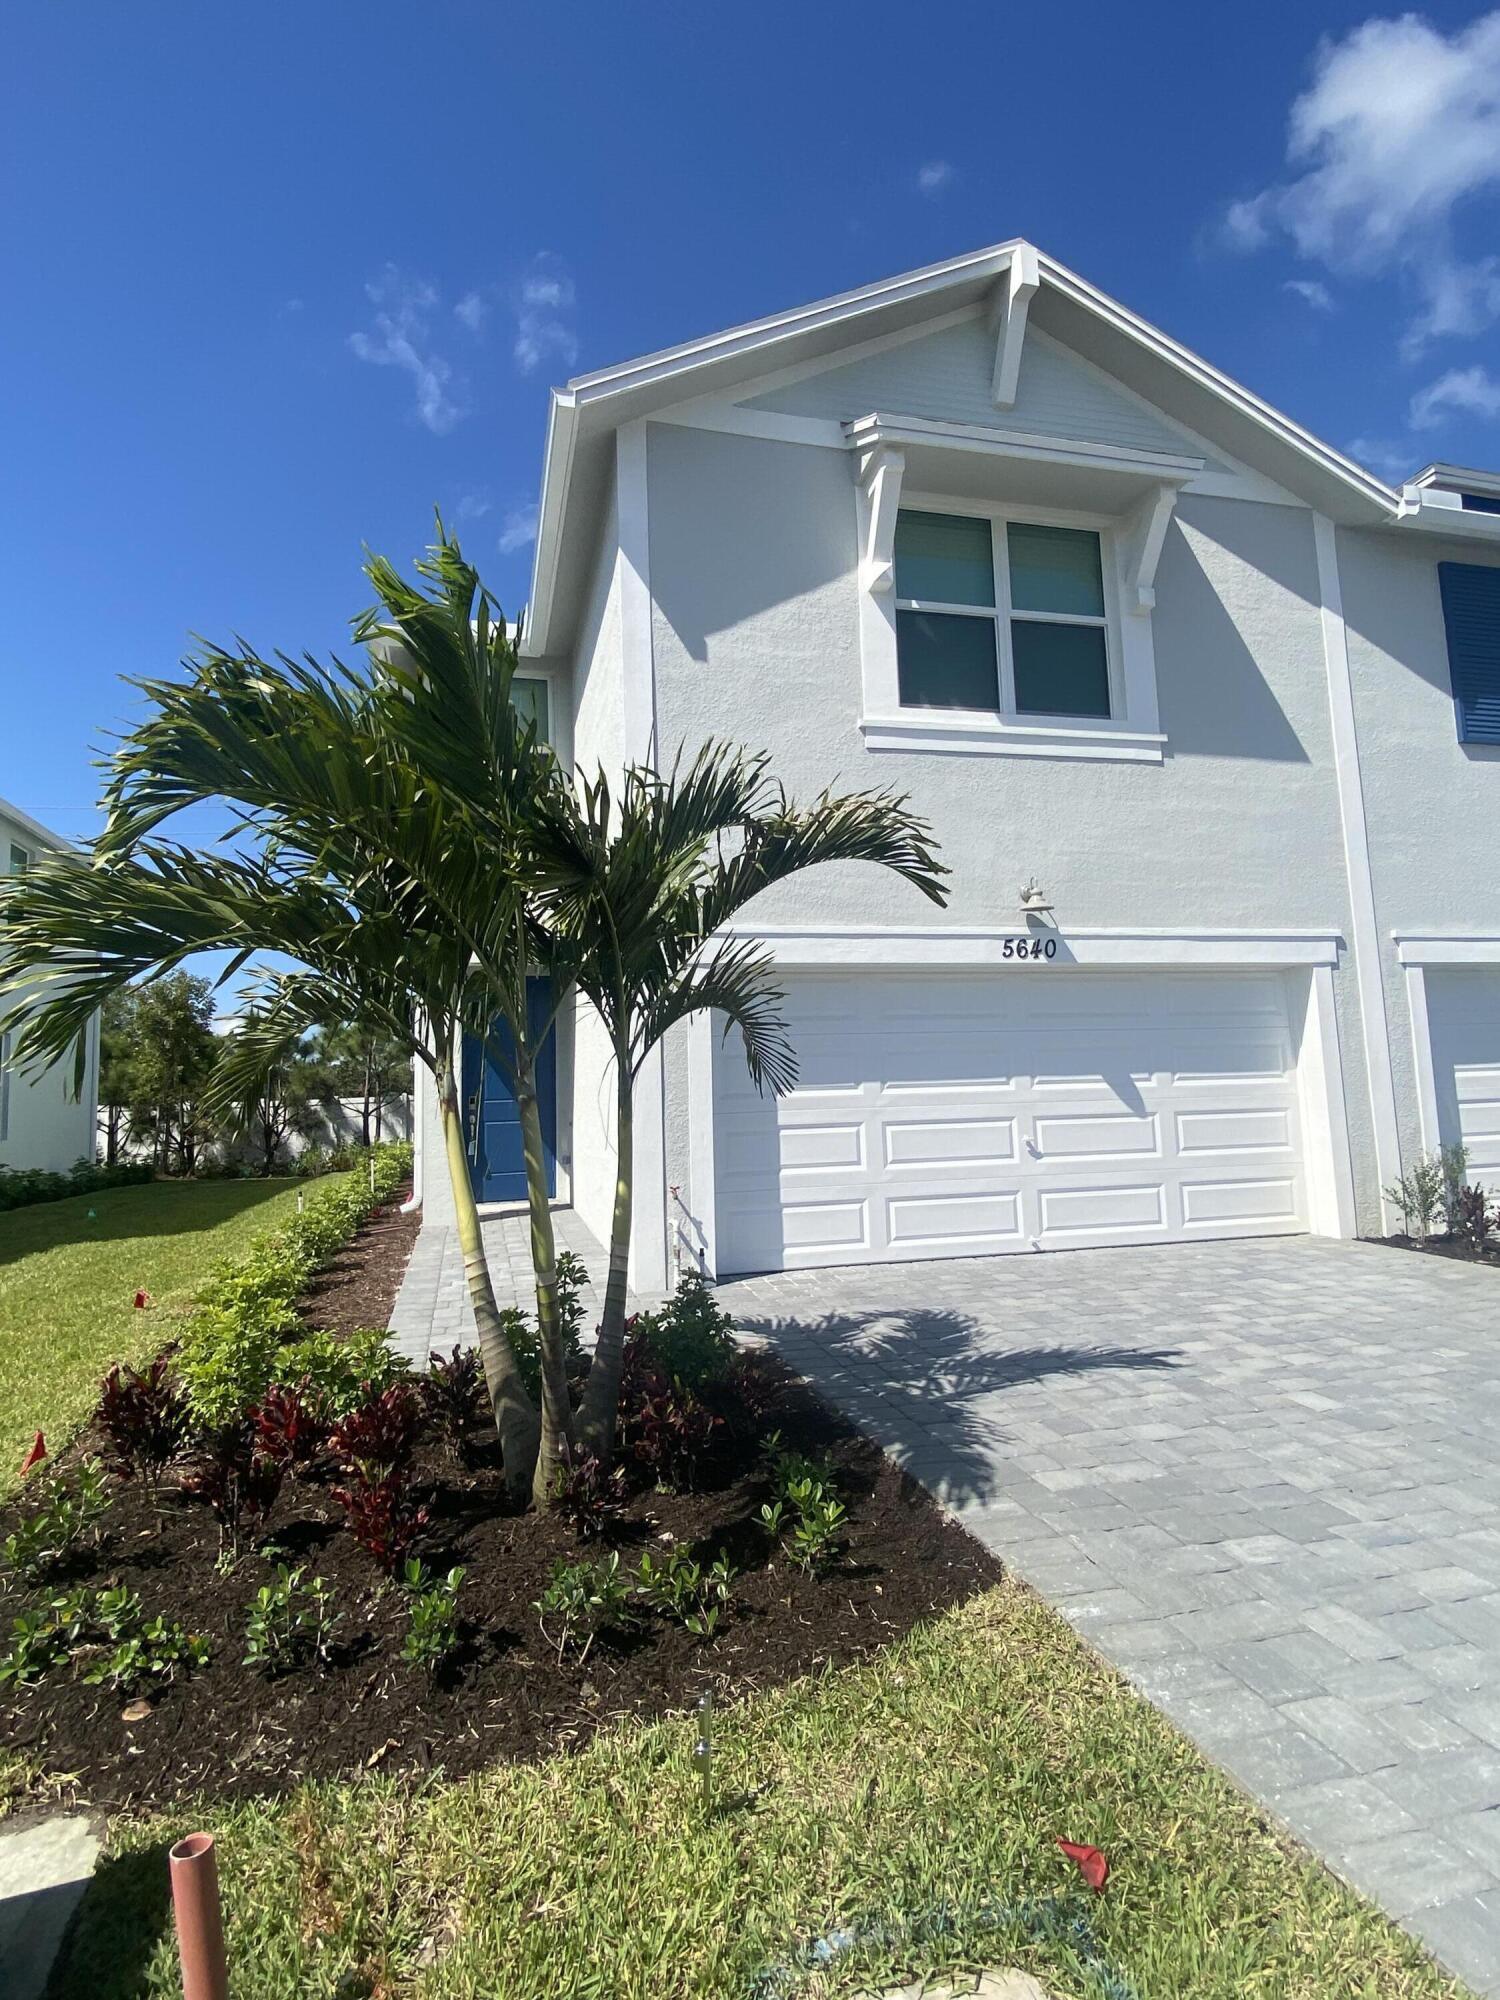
712, 970, 1308, 1274
883, 1116, 1017, 1169
1038, 1182, 1168, 1236
1032, 1110, 1161, 1160
886, 1190, 1024, 1250
1182, 1177, 1300, 1226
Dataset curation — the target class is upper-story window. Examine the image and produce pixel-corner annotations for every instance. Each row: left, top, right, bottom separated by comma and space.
894, 510, 1112, 721
1438, 561, 1500, 744
7, 843, 29, 876
512, 676, 551, 743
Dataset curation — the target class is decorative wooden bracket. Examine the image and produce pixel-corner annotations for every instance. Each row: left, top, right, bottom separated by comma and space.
1120, 482, 1178, 614
857, 443, 906, 593
991, 245, 1039, 409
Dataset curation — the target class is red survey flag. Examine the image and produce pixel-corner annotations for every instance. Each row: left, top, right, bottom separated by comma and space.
1056, 1839, 1109, 1892
19, 1431, 46, 1477
133, 1289, 150, 1309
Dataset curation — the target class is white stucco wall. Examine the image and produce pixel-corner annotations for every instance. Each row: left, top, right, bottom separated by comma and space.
642, 419, 1381, 1234
1337, 524, 1500, 1168
1, 807, 100, 1174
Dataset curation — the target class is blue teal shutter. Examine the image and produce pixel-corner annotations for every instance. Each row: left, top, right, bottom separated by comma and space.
1438, 562, 1500, 744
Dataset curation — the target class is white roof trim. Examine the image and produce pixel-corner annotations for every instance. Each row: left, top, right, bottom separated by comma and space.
523, 237, 1409, 655
0, 795, 71, 852
844, 410, 1203, 482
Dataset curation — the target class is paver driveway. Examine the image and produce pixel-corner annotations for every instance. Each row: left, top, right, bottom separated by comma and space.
716, 1235, 1500, 1997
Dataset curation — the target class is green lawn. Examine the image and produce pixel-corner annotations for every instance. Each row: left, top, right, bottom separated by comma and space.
0, 1177, 305, 1494
43, 1582, 1471, 2000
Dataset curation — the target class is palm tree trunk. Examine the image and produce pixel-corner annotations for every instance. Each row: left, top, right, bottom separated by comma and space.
579, 1053, 634, 1455
515, 1073, 574, 1505
438, 1065, 539, 1498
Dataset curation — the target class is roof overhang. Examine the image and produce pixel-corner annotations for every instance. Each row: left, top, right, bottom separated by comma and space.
0, 795, 70, 853
521, 239, 1406, 659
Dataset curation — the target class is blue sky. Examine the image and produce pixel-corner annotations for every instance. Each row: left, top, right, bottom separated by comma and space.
5, 0, 1500, 848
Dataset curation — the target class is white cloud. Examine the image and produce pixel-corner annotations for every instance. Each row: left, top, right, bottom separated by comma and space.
1225, 11, 1500, 349
453, 492, 493, 524
454, 290, 488, 334
498, 503, 539, 554
1410, 364, 1500, 428
1348, 433, 1417, 480
916, 160, 954, 196
512, 255, 578, 375
349, 265, 464, 433
1283, 276, 1334, 311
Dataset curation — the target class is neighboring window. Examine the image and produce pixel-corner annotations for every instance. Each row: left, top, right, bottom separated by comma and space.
1460, 492, 1500, 515
8, 843, 29, 875
512, 676, 551, 743
893, 510, 1112, 720
1438, 561, 1500, 745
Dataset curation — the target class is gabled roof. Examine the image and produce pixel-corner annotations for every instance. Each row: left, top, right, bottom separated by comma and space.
522, 238, 1406, 658
0, 794, 69, 853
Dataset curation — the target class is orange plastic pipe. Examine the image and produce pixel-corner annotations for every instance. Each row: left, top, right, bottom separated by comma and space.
169, 1832, 229, 2000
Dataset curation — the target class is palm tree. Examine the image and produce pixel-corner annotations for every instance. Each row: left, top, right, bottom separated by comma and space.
0, 536, 574, 1498
533, 747, 949, 1451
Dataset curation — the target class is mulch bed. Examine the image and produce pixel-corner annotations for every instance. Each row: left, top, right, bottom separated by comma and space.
296, 1196, 422, 1335
1369, 1232, 1500, 1270
1, 1213, 1000, 1810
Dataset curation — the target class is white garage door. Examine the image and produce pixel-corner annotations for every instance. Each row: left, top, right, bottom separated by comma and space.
712, 969, 1308, 1275
1427, 970, 1500, 1177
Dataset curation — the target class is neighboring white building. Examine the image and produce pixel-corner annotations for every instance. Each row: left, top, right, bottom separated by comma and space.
414, 239, 1500, 1288
0, 797, 99, 1173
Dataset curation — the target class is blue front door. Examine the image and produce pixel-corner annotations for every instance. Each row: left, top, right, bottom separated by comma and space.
462, 979, 557, 1203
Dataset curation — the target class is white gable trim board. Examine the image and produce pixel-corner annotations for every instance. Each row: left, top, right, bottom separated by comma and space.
685, 928, 1355, 1280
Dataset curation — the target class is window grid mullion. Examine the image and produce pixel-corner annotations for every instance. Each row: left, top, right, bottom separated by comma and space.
992, 517, 1017, 718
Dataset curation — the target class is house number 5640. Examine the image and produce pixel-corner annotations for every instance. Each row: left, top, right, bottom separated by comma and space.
1001, 936, 1058, 960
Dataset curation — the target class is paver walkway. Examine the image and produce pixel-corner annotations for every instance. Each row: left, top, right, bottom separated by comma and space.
716, 1235, 1500, 1997
0, 1813, 101, 2000
387, 1208, 638, 1369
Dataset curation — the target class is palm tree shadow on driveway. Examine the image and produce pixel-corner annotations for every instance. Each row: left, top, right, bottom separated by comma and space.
731, 1302, 1183, 1508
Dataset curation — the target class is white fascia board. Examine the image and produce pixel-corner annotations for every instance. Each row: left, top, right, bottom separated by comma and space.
1036, 254, 1400, 520
1408, 462, 1500, 497
1395, 933, 1500, 966
718, 924, 1342, 969
520, 390, 579, 659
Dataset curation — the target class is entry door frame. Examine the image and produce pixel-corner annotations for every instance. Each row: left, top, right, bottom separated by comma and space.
1396, 932, 1500, 1157
685, 924, 1354, 1281
460, 977, 565, 1210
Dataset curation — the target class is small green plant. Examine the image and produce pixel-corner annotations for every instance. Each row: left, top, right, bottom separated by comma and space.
635, 1548, 736, 1639
84, 1613, 211, 1694
399, 1559, 465, 1676
534, 1552, 637, 1663
629, 1272, 738, 1391
0, 1607, 70, 1687
243, 1564, 340, 1674
1383, 1151, 1448, 1241
761, 1436, 847, 1576
2, 1461, 110, 1584
501, 1253, 591, 1402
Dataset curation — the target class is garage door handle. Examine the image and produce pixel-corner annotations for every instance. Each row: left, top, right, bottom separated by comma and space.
1026, 1139, 1041, 1159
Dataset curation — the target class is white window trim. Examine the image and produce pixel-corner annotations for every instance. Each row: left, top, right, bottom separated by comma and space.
1393, 933, 1500, 1159
854, 479, 1169, 764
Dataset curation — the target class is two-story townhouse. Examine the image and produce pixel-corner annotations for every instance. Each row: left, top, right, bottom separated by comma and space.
0, 796, 99, 1172
412, 241, 1500, 1295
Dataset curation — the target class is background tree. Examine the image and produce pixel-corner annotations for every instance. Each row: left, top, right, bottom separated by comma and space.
217, 1036, 326, 1174
128, 973, 218, 1174
307, 1020, 413, 1145
97, 987, 141, 1165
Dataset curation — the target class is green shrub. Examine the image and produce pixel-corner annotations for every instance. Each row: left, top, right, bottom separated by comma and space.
176, 1146, 411, 1428
761, 1436, 847, 1577
0, 1583, 209, 1692
400, 1559, 464, 1676
629, 1272, 737, 1391
634, 1548, 736, 1639
0, 1157, 153, 1214
2, 1462, 110, 1584
277, 1327, 408, 1422
243, 1564, 339, 1673
534, 1552, 637, 1663
500, 1248, 590, 1400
